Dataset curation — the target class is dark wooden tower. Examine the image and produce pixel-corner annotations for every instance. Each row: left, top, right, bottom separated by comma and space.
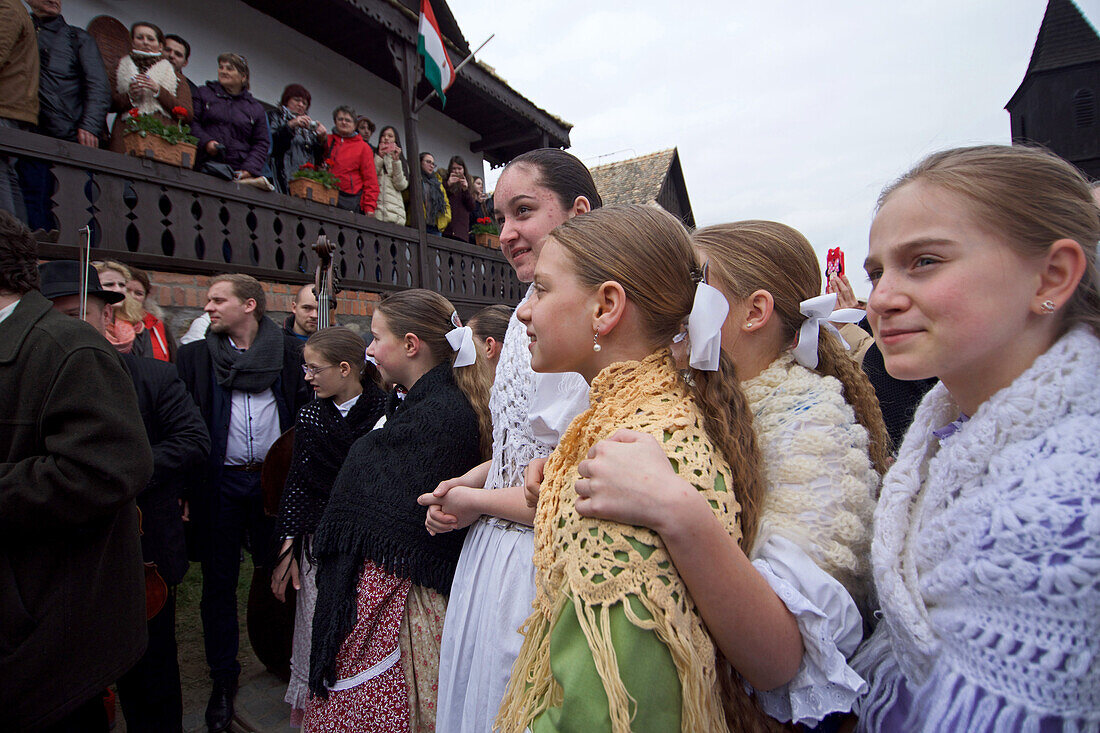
1007, 0, 1100, 178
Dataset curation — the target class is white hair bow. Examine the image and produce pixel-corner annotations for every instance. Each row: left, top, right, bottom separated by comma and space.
792, 293, 864, 369
447, 325, 476, 368
686, 281, 729, 371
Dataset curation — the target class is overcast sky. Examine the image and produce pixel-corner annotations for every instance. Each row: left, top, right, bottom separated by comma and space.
449, 0, 1099, 296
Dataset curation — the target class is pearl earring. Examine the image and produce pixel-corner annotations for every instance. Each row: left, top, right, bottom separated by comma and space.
592, 328, 602, 352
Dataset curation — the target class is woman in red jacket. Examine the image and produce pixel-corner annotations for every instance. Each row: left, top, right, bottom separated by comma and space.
325, 106, 379, 215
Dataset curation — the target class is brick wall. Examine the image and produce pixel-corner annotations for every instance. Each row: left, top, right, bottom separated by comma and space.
145, 270, 380, 338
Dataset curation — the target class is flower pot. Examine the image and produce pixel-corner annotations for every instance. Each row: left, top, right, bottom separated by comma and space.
475, 232, 500, 249
122, 132, 197, 168
289, 178, 338, 206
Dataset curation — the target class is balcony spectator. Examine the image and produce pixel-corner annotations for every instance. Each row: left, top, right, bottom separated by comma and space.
470, 174, 492, 241
20, 0, 110, 232
107, 22, 192, 155
163, 34, 198, 107
373, 125, 408, 226
267, 84, 327, 194
356, 115, 374, 150
325, 105, 378, 215
0, 0, 39, 223
442, 155, 476, 242
191, 53, 269, 180
126, 265, 177, 362
419, 152, 450, 235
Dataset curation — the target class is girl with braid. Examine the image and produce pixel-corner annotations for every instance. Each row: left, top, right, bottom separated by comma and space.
304, 290, 491, 733
569, 221, 888, 728
499, 204, 795, 732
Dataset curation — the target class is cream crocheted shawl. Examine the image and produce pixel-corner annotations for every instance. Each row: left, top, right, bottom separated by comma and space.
498, 352, 780, 733
743, 352, 879, 605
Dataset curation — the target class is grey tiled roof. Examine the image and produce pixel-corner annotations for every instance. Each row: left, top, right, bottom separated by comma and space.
589, 149, 677, 206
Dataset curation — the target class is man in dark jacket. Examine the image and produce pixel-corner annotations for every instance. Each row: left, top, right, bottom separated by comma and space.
0, 212, 152, 731
177, 273, 309, 732
283, 282, 321, 344
164, 33, 199, 103
20, 0, 110, 230
40, 258, 212, 733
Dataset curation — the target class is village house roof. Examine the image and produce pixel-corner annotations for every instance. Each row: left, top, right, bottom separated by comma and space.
589, 148, 696, 227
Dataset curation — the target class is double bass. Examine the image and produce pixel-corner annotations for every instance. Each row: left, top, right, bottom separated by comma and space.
247, 236, 338, 678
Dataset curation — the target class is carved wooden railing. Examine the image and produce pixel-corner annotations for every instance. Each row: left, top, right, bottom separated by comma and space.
1, 128, 522, 310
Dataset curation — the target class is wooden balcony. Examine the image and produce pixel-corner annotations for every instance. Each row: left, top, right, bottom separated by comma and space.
2, 127, 522, 312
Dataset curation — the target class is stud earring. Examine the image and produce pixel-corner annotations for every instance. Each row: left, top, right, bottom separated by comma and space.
592, 328, 602, 352
1041, 299, 1056, 314
745, 322, 754, 330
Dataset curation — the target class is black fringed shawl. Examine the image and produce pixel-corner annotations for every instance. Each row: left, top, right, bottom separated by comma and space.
275, 384, 387, 551
309, 363, 483, 696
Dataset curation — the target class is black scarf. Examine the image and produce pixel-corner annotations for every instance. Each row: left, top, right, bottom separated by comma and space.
276, 384, 387, 547
422, 170, 446, 223
205, 317, 284, 392
309, 363, 483, 696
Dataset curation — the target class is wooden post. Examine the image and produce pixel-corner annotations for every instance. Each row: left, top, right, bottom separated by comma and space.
389, 35, 430, 289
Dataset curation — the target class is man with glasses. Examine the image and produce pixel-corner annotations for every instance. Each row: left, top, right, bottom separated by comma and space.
176, 273, 309, 732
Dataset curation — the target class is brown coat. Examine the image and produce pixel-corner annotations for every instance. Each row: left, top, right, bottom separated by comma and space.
0, 0, 39, 124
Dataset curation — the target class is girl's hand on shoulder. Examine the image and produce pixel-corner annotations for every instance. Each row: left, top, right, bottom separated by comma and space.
575, 429, 694, 533
524, 457, 548, 508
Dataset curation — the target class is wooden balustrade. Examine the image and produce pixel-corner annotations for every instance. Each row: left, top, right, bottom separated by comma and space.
1, 127, 522, 310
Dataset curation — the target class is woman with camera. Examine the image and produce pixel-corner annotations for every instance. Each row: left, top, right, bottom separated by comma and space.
373, 125, 409, 226
442, 156, 477, 242
267, 84, 328, 194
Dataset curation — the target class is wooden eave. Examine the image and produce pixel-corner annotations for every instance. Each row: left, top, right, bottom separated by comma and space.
240, 0, 571, 165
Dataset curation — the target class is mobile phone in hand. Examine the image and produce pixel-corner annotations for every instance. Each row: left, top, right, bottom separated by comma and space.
826, 247, 845, 280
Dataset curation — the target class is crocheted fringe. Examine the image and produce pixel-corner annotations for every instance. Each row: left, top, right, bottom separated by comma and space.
495, 588, 735, 733
495, 596, 559, 732
314, 513, 458, 594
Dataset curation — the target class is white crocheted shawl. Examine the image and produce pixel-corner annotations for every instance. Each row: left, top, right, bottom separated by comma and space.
484, 288, 586, 491
872, 325, 1100, 725
115, 56, 178, 117
743, 352, 879, 606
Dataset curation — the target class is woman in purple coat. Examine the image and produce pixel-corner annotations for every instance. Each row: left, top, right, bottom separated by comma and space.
189, 53, 269, 180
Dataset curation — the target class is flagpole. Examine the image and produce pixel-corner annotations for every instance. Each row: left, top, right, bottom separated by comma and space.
414, 33, 495, 114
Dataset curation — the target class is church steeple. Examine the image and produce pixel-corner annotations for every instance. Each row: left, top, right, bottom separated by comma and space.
1007, 0, 1100, 179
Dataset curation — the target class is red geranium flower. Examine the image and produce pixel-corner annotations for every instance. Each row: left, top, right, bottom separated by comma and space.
301, 162, 316, 170
128, 108, 140, 118
171, 106, 189, 121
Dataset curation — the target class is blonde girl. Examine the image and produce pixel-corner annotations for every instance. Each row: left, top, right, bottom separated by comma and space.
304, 290, 490, 733
571, 221, 889, 727
849, 145, 1100, 731
499, 204, 795, 732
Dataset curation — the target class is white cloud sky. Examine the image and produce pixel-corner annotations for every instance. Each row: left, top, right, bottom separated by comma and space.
449, 0, 1099, 296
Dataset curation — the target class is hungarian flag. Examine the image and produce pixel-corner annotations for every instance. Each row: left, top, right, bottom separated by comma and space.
418, 0, 455, 105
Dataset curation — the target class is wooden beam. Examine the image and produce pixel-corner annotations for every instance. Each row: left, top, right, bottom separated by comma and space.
390, 33, 430, 289
469, 130, 542, 154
